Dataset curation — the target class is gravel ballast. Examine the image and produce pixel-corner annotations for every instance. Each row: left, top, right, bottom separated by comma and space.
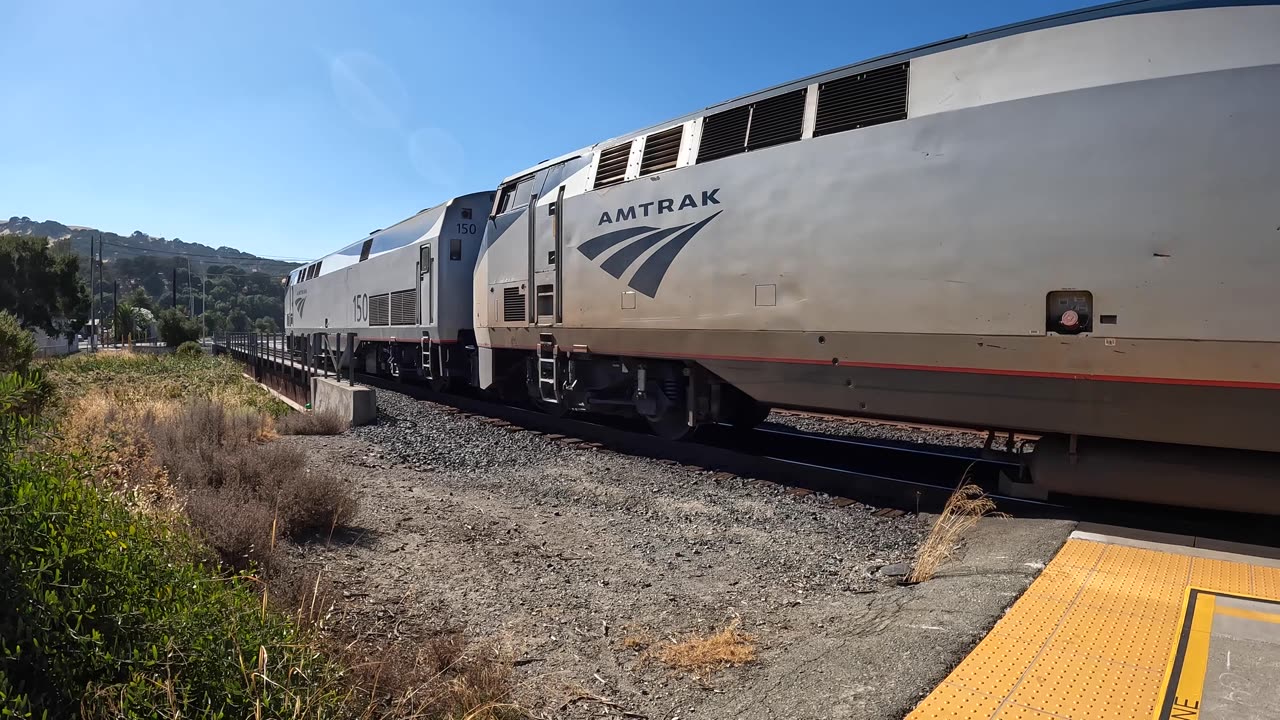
285, 387, 1071, 719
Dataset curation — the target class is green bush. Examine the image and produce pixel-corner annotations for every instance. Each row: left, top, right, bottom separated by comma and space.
0, 450, 348, 718
175, 340, 203, 357
0, 310, 36, 374
156, 308, 201, 347
0, 370, 51, 447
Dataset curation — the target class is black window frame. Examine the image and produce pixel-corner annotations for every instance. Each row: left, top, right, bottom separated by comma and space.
495, 174, 535, 215
449, 237, 463, 261
359, 238, 373, 262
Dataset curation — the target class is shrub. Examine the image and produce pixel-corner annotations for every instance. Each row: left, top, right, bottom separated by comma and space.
276, 465, 356, 537
0, 451, 347, 718
156, 308, 201, 347
0, 310, 36, 374
146, 401, 356, 560
277, 409, 348, 435
184, 488, 278, 570
175, 339, 203, 357
0, 370, 51, 447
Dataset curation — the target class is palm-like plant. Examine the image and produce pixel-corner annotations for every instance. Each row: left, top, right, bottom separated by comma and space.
112, 302, 135, 345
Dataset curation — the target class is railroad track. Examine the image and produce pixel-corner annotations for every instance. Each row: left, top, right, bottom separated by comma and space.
214, 341, 1276, 547
349, 372, 1280, 546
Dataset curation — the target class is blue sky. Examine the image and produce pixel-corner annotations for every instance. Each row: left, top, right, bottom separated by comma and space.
1, 0, 1091, 262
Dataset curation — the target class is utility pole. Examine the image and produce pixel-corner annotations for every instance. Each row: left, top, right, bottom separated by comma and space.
89, 235, 97, 352
112, 280, 118, 346
97, 236, 104, 346
187, 258, 195, 317
172, 268, 177, 309
200, 274, 208, 340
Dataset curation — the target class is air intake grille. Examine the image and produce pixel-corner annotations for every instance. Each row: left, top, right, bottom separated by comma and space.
814, 62, 909, 137
593, 142, 631, 189
696, 105, 750, 163
369, 294, 390, 326
746, 88, 805, 151
503, 286, 525, 322
639, 126, 683, 176
390, 288, 417, 325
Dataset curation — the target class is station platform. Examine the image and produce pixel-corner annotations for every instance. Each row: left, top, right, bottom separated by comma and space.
908, 530, 1280, 720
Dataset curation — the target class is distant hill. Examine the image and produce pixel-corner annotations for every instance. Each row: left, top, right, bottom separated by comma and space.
2, 215, 294, 334
0, 216, 298, 277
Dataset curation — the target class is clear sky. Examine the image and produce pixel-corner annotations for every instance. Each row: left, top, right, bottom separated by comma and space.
2, 0, 1092, 262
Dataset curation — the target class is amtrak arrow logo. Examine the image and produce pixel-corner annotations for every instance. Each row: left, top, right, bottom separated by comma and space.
293, 297, 305, 317
576, 211, 721, 298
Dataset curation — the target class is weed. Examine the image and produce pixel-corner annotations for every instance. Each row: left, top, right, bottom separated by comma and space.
906, 478, 1005, 584
653, 620, 757, 677
277, 409, 348, 435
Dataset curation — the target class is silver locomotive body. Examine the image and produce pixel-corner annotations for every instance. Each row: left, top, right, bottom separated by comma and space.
287, 191, 493, 382
474, 2, 1280, 451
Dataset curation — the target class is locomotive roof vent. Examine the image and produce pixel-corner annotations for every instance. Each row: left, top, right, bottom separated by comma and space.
814, 62, 909, 138
639, 126, 683, 177
745, 88, 805, 151
593, 142, 631, 190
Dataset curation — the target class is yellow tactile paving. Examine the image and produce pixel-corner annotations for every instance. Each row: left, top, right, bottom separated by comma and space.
1256, 566, 1280, 600
1188, 556, 1252, 595
906, 536, 1280, 720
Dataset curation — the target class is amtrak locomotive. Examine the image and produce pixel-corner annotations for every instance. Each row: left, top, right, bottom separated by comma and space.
287, 0, 1280, 514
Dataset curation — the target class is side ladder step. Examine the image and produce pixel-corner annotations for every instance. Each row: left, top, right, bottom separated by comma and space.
537, 334, 558, 403
420, 333, 433, 380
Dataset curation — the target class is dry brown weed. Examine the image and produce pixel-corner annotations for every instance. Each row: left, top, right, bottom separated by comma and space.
649, 620, 757, 677
906, 477, 1005, 584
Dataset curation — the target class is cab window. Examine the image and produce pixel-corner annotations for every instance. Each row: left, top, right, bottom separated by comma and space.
495, 175, 535, 215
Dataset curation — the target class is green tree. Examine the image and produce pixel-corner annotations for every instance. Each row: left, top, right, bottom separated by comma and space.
156, 308, 201, 346
203, 310, 228, 337
124, 286, 154, 311
0, 236, 89, 338
112, 302, 137, 343
252, 316, 278, 334
228, 309, 249, 333
0, 310, 37, 373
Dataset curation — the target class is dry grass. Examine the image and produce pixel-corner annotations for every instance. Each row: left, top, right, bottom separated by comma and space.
906, 478, 1005, 584
54, 388, 356, 571
646, 620, 757, 677
277, 409, 349, 435
338, 632, 525, 720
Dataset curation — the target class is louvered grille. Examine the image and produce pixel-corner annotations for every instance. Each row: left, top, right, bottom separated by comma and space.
390, 289, 417, 325
369, 294, 390, 326
502, 286, 525, 322
639, 126, 682, 176
593, 143, 631, 189
814, 62, 909, 137
746, 89, 805, 151
696, 105, 750, 163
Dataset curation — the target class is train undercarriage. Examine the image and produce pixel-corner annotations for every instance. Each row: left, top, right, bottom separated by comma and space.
289, 331, 1280, 517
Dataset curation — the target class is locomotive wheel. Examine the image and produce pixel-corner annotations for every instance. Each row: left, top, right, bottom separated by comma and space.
646, 407, 696, 441
728, 401, 771, 431
536, 399, 571, 418
429, 376, 454, 394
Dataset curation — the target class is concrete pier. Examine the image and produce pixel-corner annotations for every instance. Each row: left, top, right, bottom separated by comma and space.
310, 376, 376, 427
